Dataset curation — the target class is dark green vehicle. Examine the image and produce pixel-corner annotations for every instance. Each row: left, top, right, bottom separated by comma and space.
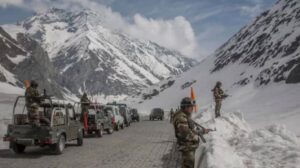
3, 96, 84, 155
150, 108, 164, 120
86, 105, 114, 137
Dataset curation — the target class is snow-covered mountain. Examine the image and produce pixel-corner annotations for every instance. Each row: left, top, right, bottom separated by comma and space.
126, 0, 300, 134
1, 8, 195, 100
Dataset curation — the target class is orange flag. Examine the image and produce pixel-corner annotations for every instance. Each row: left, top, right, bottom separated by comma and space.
190, 87, 198, 112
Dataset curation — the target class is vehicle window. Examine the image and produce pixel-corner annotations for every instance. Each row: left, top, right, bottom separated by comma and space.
52, 108, 65, 126
120, 107, 125, 114
104, 108, 113, 117
97, 111, 105, 118
89, 109, 97, 115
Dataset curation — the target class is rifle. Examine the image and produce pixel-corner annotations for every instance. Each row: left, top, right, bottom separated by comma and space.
189, 119, 216, 143
222, 94, 231, 99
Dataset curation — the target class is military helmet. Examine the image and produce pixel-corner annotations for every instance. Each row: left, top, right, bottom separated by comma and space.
180, 97, 195, 109
216, 81, 222, 87
30, 80, 38, 88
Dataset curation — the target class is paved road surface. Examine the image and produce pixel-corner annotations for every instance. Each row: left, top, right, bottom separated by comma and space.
0, 120, 180, 168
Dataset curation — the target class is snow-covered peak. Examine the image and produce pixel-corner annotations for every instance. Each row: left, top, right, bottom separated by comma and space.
1, 9, 195, 98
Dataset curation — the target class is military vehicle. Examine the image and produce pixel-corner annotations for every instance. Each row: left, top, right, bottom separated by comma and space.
107, 103, 131, 127
85, 104, 114, 137
104, 105, 125, 131
3, 96, 83, 155
150, 108, 164, 120
130, 109, 140, 122
119, 106, 132, 127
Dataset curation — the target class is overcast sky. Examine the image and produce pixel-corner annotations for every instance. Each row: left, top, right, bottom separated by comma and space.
0, 0, 276, 59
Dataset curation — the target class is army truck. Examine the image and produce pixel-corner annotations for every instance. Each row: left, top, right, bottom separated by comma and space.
85, 104, 114, 137
150, 108, 164, 120
3, 96, 84, 155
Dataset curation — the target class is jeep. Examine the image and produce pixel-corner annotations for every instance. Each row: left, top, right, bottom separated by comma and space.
3, 96, 83, 155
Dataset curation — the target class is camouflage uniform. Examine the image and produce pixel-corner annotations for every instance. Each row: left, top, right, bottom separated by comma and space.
80, 93, 90, 122
173, 110, 203, 168
212, 84, 226, 118
25, 86, 40, 126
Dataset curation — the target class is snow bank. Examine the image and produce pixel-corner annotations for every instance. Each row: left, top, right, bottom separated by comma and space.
195, 110, 300, 168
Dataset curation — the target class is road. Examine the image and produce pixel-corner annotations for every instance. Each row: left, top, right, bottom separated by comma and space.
0, 120, 181, 168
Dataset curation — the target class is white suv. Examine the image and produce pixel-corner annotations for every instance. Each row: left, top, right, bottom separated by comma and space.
104, 105, 125, 131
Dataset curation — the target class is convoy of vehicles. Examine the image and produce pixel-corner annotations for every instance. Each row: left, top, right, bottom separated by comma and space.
3, 96, 161, 155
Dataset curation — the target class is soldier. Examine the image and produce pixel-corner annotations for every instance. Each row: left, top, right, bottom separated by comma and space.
173, 97, 209, 168
80, 93, 90, 122
25, 80, 41, 126
212, 81, 228, 118
170, 108, 174, 123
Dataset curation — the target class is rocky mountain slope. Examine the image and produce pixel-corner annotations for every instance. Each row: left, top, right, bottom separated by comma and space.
0, 27, 63, 97
212, 0, 300, 85
1, 8, 195, 100
126, 0, 300, 134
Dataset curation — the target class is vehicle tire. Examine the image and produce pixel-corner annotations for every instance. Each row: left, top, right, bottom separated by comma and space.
97, 128, 103, 137
51, 134, 66, 155
77, 130, 83, 146
11, 142, 26, 154
106, 127, 113, 134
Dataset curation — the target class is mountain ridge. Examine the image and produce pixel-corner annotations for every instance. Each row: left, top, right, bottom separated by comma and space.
0, 8, 196, 100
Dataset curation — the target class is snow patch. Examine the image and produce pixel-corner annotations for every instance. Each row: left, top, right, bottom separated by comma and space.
6, 54, 26, 64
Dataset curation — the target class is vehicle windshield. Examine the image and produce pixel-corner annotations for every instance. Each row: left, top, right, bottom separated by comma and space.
119, 107, 126, 115
152, 109, 163, 115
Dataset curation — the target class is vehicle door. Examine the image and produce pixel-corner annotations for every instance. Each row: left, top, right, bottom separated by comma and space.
51, 106, 67, 135
102, 110, 111, 129
95, 110, 103, 128
67, 106, 79, 140
115, 108, 122, 124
